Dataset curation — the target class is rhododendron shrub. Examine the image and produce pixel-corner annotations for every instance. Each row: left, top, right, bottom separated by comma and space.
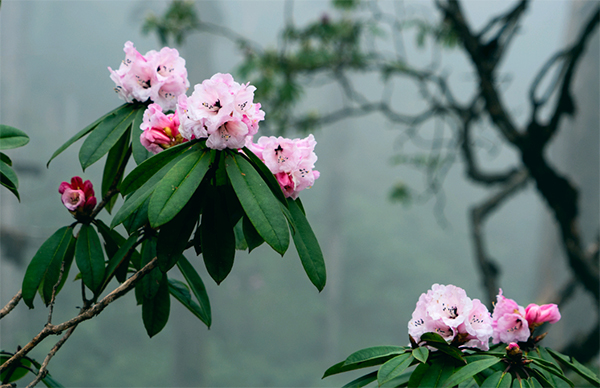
8, 42, 326, 387
325, 285, 599, 388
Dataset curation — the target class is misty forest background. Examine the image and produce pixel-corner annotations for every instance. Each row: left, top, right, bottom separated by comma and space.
0, 0, 598, 386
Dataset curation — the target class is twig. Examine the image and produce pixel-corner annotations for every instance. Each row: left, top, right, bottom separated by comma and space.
0, 257, 158, 374
0, 290, 22, 320
25, 326, 77, 388
46, 260, 67, 325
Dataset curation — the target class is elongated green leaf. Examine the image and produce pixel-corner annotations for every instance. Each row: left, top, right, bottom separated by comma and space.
101, 126, 131, 214
528, 357, 564, 376
157, 195, 201, 273
177, 256, 211, 327
131, 107, 152, 164
100, 231, 139, 291
241, 146, 288, 206
443, 358, 501, 388
75, 224, 105, 295
323, 348, 409, 378
0, 125, 29, 150
0, 160, 19, 200
111, 149, 191, 228
413, 346, 429, 364
482, 371, 512, 388
378, 353, 414, 386
408, 362, 430, 387
341, 371, 377, 388
0, 152, 11, 166
22, 226, 74, 308
287, 197, 326, 291
528, 368, 556, 388
225, 153, 289, 255
41, 373, 64, 388
536, 348, 573, 388
142, 274, 170, 338
79, 104, 137, 170
47, 103, 130, 167
148, 148, 210, 227
528, 377, 543, 388
546, 348, 599, 386
39, 235, 75, 305
0, 353, 32, 383
418, 357, 454, 387
242, 215, 264, 252
141, 238, 162, 299
121, 139, 198, 195
168, 278, 210, 328
420, 332, 466, 363
201, 184, 236, 284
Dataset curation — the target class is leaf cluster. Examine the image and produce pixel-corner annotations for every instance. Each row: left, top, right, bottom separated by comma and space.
0, 124, 30, 200
323, 333, 600, 388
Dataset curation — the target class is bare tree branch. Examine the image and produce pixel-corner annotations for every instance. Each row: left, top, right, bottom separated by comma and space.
0, 290, 22, 320
25, 326, 77, 388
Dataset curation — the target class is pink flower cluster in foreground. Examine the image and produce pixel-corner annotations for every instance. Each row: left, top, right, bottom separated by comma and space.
409, 285, 561, 350
408, 284, 493, 350
491, 289, 561, 344
109, 41, 189, 111
247, 135, 320, 199
140, 103, 187, 154
177, 73, 265, 150
58, 177, 96, 213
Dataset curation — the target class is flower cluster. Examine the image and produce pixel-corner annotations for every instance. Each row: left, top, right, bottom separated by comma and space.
58, 176, 96, 213
409, 285, 562, 350
491, 289, 560, 344
408, 284, 493, 350
247, 135, 320, 199
108, 41, 189, 111
140, 103, 187, 154
177, 73, 265, 150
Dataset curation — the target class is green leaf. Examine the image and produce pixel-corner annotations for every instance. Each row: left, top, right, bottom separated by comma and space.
168, 278, 210, 328
177, 256, 211, 327
287, 197, 326, 291
142, 274, 170, 338
39, 235, 75, 305
22, 226, 74, 308
0, 152, 11, 166
528, 377, 543, 388
121, 139, 197, 196
528, 356, 564, 376
0, 353, 32, 383
75, 224, 106, 295
156, 194, 201, 273
111, 149, 192, 228
413, 347, 429, 364
148, 147, 210, 227
79, 103, 138, 170
225, 153, 290, 255
420, 332, 466, 363
131, 108, 153, 164
47, 103, 130, 167
378, 353, 414, 386
41, 373, 64, 388
201, 184, 236, 284
443, 358, 502, 388
527, 368, 555, 388
100, 231, 139, 291
122, 196, 150, 235
408, 362, 430, 387
418, 357, 455, 387
322, 346, 408, 379
341, 371, 377, 388
481, 370, 513, 388
141, 238, 162, 299
242, 215, 264, 252
241, 146, 288, 205
101, 126, 131, 214
0, 124, 29, 150
0, 159, 19, 200
544, 348, 598, 386
536, 348, 573, 388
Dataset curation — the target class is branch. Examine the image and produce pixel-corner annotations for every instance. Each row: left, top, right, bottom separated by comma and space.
470, 168, 530, 305
25, 326, 77, 388
0, 290, 22, 320
0, 257, 158, 374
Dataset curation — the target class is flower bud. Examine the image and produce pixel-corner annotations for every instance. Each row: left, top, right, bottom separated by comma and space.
525, 303, 561, 327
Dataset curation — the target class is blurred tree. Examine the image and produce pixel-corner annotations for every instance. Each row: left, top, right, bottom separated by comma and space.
143, 0, 599, 362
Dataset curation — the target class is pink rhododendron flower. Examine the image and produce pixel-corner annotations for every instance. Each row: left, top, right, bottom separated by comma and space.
246, 134, 320, 199
407, 284, 493, 351
491, 289, 530, 344
108, 41, 189, 111
58, 177, 96, 213
525, 303, 561, 327
140, 103, 187, 154
177, 73, 264, 150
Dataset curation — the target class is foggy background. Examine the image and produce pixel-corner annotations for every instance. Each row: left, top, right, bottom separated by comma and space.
1, 0, 597, 386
